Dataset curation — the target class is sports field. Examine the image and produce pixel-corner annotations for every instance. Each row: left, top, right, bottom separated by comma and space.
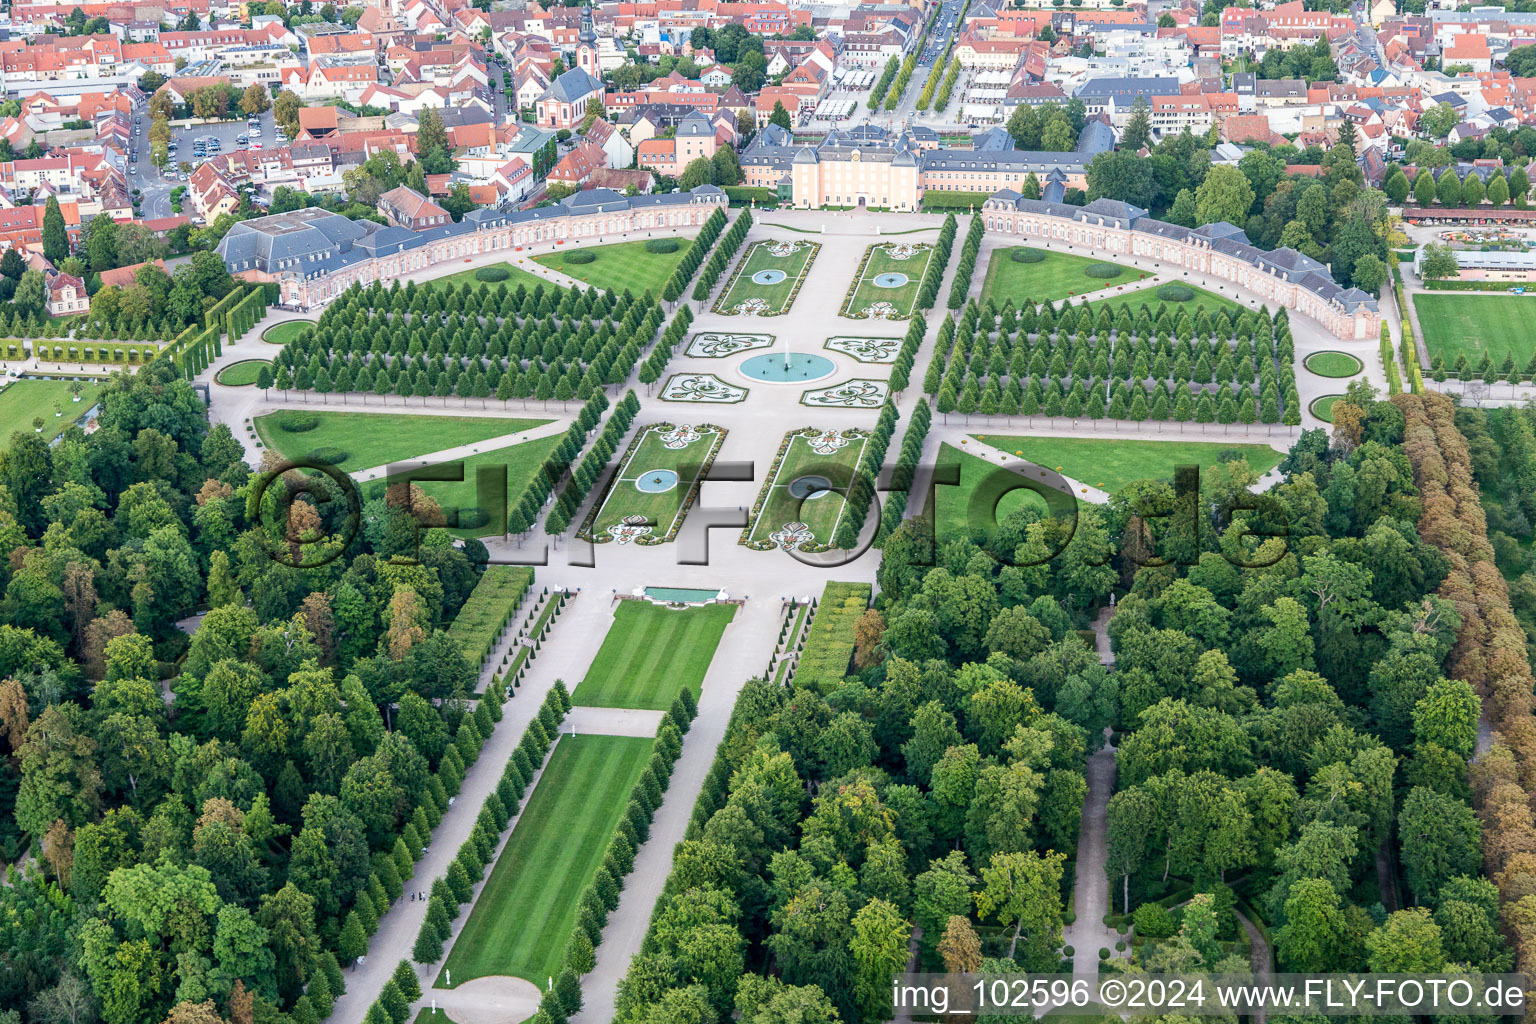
714, 240, 818, 315
0, 379, 95, 446
579, 423, 724, 543
745, 428, 869, 550
841, 242, 935, 318
974, 434, 1284, 495
576, 600, 736, 708
438, 735, 654, 986
1413, 293, 1534, 366
533, 239, 693, 296
255, 411, 548, 473
980, 248, 1145, 308
933, 442, 1054, 539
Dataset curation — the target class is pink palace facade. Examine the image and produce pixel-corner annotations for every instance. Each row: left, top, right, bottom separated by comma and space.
217, 186, 726, 310
982, 192, 1381, 341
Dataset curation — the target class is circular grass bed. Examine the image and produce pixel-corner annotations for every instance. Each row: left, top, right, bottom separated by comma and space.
215, 359, 271, 386
1011, 247, 1046, 263
1310, 394, 1344, 423
262, 321, 312, 346
646, 239, 680, 254
1304, 350, 1364, 378
475, 266, 510, 282
1084, 263, 1123, 279
1156, 284, 1195, 302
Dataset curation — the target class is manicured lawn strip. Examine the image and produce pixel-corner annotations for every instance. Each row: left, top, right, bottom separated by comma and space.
409, 436, 565, 537
1413, 293, 1536, 366
575, 601, 735, 709
747, 431, 868, 548
583, 424, 724, 541
0, 379, 95, 445
438, 735, 654, 986
216, 359, 271, 386
714, 240, 817, 314
843, 244, 933, 318
980, 248, 1147, 308
533, 239, 693, 296
501, 591, 560, 685
1311, 394, 1343, 423
254, 412, 549, 473
933, 442, 1052, 540
973, 435, 1284, 495
1303, 351, 1363, 378
262, 321, 313, 345
420, 261, 552, 294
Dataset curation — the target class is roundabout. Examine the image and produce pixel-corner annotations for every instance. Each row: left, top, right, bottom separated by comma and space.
751, 269, 787, 285
788, 475, 834, 500
740, 352, 836, 383
873, 272, 909, 288
634, 469, 679, 493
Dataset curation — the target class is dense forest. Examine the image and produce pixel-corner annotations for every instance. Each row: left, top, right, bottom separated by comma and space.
0, 364, 506, 1024
608, 382, 1520, 1023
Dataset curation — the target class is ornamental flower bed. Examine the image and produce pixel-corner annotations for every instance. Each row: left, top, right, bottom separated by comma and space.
739, 427, 871, 551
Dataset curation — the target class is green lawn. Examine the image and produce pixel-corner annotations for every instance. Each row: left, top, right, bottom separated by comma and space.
420, 261, 552, 294
0, 379, 97, 446
575, 601, 736, 709
412, 1010, 459, 1024
1073, 283, 1244, 322
1310, 394, 1342, 423
714, 240, 818, 315
1303, 351, 1363, 378
973, 434, 1284, 495
400, 436, 565, 537
745, 429, 868, 550
216, 359, 271, 386
438, 735, 654, 987
933, 442, 1055, 539
255, 411, 548, 474
980, 248, 1149, 308
841, 243, 935, 318
1414, 293, 1535, 366
262, 321, 313, 345
580, 424, 725, 542
533, 239, 694, 296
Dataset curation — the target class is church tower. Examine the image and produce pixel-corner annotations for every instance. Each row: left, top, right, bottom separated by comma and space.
577, 5, 598, 78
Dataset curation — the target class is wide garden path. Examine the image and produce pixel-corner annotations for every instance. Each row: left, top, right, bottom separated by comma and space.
332, 588, 609, 1024
1063, 606, 1121, 973
571, 597, 784, 1024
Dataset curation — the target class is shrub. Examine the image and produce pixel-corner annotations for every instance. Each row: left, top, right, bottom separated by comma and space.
1011, 247, 1046, 263
1132, 902, 1177, 939
475, 266, 510, 282
306, 446, 349, 466
565, 250, 597, 265
1084, 263, 1123, 279
279, 412, 319, 432
645, 239, 680, 253
1156, 284, 1195, 301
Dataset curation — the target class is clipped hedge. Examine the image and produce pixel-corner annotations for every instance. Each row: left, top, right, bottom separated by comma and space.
306, 447, 349, 465
475, 266, 511, 282
1084, 263, 1123, 279
280, 413, 319, 432
1156, 284, 1195, 301
1011, 247, 1046, 263
645, 239, 680, 254
565, 250, 596, 265
793, 581, 872, 695
446, 565, 536, 670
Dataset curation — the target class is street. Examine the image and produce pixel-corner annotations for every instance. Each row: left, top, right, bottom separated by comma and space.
126, 96, 278, 220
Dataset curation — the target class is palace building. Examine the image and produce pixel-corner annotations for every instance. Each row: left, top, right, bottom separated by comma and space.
982, 193, 1381, 340
216, 186, 726, 310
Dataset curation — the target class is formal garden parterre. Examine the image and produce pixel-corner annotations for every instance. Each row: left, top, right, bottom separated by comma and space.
576, 599, 736, 709
840, 242, 935, 319
578, 422, 727, 544
712, 239, 820, 316
743, 427, 870, 552
979, 246, 1149, 308
532, 238, 694, 296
